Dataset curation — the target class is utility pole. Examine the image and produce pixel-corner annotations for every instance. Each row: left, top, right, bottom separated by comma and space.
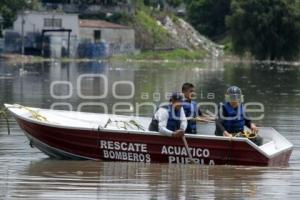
21, 0, 31, 56
21, 8, 25, 56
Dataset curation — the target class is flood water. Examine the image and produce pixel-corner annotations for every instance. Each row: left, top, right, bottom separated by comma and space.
0, 60, 300, 199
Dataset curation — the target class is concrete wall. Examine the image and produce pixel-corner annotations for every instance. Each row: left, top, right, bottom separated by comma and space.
79, 27, 95, 43
80, 28, 134, 44
102, 29, 135, 45
13, 12, 79, 37
79, 27, 135, 54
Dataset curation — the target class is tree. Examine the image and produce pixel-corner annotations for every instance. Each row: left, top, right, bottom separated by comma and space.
166, 0, 183, 7
186, 0, 231, 40
143, 0, 164, 10
70, 0, 128, 6
0, 0, 37, 29
227, 0, 300, 60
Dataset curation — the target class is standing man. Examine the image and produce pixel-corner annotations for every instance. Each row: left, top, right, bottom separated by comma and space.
149, 92, 187, 137
181, 83, 214, 134
215, 86, 263, 145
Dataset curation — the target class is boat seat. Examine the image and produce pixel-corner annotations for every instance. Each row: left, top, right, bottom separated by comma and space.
259, 141, 277, 155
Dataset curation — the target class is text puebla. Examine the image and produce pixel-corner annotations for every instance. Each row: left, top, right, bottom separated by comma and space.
100, 140, 215, 165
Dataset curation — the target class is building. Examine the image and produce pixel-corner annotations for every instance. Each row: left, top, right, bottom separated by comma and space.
5, 11, 78, 57
13, 11, 79, 36
4, 11, 135, 58
79, 19, 135, 57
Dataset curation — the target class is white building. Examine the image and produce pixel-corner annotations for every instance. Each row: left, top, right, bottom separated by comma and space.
5, 11, 135, 57
5, 11, 79, 57
13, 11, 79, 37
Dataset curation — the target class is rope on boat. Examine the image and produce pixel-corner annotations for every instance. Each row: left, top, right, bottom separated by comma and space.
11, 104, 48, 122
0, 107, 10, 135
234, 130, 258, 139
103, 118, 145, 131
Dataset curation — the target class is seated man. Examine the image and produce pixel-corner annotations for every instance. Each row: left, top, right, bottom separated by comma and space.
181, 82, 215, 134
148, 92, 187, 138
215, 86, 263, 146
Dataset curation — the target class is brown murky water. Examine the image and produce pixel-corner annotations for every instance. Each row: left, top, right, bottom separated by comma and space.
0, 60, 300, 199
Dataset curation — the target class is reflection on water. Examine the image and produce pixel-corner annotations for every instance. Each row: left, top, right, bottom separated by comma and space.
1, 156, 300, 199
0, 60, 300, 199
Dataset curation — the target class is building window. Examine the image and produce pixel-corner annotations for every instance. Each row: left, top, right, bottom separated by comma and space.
44, 19, 52, 27
44, 18, 62, 28
53, 18, 62, 27
94, 30, 101, 42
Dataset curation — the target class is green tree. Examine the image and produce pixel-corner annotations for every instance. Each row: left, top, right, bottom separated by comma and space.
227, 0, 300, 60
186, 0, 231, 40
143, 0, 164, 9
166, 0, 183, 7
0, 0, 37, 29
69, 0, 128, 5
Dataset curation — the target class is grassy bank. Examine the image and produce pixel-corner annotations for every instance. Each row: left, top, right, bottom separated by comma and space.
81, 6, 177, 50
0, 53, 100, 63
1, 49, 206, 64
117, 49, 207, 61
133, 11, 173, 50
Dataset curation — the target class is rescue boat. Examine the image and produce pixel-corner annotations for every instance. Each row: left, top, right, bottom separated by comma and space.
4, 104, 293, 166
